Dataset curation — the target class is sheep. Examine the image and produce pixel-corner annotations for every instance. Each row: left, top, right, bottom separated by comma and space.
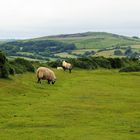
57, 67, 63, 70
62, 60, 73, 73
36, 67, 56, 84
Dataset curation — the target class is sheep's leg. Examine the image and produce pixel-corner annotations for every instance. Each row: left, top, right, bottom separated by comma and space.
62, 67, 66, 71
48, 80, 50, 84
37, 78, 41, 83
69, 69, 71, 73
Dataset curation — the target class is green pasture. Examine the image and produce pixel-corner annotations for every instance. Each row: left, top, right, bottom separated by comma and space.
54, 52, 77, 58
0, 69, 140, 140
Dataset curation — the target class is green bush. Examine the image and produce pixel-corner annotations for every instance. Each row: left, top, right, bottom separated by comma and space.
119, 65, 140, 72
114, 50, 123, 56
93, 57, 111, 69
9, 58, 35, 74
0, 65, 9, 78
0, 51, 9, 78
108, 58, 124, 68
48, 60, 62, 68
9, 63, 25, 74
8, 66, 15, 75
72, 58, 98, 69
0, 51, 35, 78
47, 57, 140, 70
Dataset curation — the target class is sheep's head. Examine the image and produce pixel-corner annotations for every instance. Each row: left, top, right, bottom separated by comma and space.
62, 60, 66, 65
52, 80, 55, 84
52, 78, 56, 84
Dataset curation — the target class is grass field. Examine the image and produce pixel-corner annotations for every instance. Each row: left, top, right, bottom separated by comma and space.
0, 69, 140, 140
131, 45, 140, 51
131, 45, 140, 49
7, 56, 45, 63
54, 52, 77, 58
72, 49, 98, 55
94, 49, 125, 58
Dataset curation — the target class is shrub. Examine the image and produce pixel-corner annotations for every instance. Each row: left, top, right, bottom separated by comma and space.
72, 57, 98, 69
108, 58, 124, 68
48, 60, 62, 68
124, 47, 133, 56
114, 50, 123, 56
8, 66, 15, 75
47, 56, 140, 70
93, 57, 111, 69
0, 51, 6, 65
0, 65, 9, 78
119, 65, 140, 72
0, 51, 35, 78
9, 58, 35, 74
0, 51, 9, 78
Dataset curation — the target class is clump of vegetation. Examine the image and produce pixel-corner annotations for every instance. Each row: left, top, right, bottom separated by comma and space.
72, 57, 98, 69
114, 49, 123, 56
132, 36, 139, 39
9, 58, 35, 74
119, 64, 140, 72
48, 56, 140, 70
124, 47, 133, 56
93, 57, 111, 68
0, 40, 76, 60
48, 60, 62, 68
0, 50, 35, 78
0, 51, 10, 78
107, 58, 125, 68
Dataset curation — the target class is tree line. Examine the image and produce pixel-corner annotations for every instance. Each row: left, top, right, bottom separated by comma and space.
0, 40, 76, 57
1, 50, 140, 78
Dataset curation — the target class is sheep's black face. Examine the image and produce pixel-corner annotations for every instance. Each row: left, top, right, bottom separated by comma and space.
52, 81, 55, 84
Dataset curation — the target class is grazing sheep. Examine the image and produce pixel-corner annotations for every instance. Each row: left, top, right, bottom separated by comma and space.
57, 67, 63, 70
36, 67, 56, 84
62, 61, 73, 73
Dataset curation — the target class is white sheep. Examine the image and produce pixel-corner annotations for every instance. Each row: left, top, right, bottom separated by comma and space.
57, 67, 63, 70
36, 67, 56, 84
62, 61, 73, 73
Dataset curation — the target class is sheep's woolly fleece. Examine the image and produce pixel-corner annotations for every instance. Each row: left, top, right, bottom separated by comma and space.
36, 67, 56, 81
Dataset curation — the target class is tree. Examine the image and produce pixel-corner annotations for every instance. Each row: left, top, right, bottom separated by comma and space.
124, 47, 133, 56
0, 51, 9, 78
114, 50, 123, 56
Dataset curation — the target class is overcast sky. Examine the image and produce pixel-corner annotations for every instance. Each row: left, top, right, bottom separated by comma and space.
0, 0, 140, 39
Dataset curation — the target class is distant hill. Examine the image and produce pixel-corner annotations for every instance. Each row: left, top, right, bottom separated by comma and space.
33, 32, 140, 49
0, 32, 140, 61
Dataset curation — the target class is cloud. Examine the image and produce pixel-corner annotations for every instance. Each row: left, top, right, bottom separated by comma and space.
0, 0, 140, 38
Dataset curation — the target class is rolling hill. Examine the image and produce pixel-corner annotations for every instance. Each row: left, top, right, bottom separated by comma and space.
34, 32, 140, 49
0, 32, 140, 60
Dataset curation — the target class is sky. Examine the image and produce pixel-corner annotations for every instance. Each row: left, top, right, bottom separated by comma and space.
0, 0, 140, 39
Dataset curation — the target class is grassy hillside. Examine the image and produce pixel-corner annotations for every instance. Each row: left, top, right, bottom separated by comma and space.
0, 69, 140, 140
35, 32, 140, 49
0, 32, 140, 60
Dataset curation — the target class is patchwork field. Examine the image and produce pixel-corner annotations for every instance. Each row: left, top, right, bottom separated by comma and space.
131, 45, 140, 52
0, 69, 140, 140
54, 52, 77, 58
131, 45, 140, 49
94, 49, 126, 58
1, 32, 140, 60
